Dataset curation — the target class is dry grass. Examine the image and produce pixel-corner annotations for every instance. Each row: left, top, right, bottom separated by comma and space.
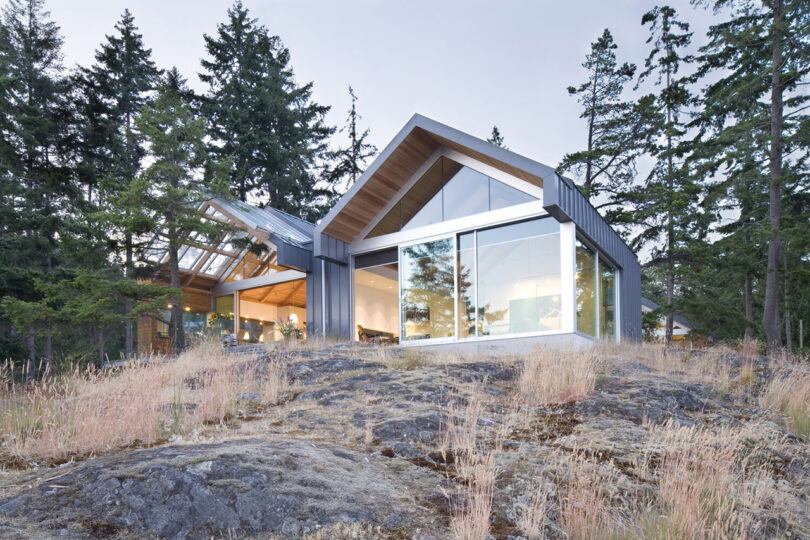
439, 391, 499, 540
555, 451, 633, 540
0, 340, 289, 466
517, 347, 601, 404
633, 420, 778, 539
516, 480, 549, 540
760, 363, 810, 441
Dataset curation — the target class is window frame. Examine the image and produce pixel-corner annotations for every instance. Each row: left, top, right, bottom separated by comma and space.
574, 234, 620, 341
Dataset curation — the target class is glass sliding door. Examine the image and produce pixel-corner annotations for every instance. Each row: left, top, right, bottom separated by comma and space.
400, 238, 455, 340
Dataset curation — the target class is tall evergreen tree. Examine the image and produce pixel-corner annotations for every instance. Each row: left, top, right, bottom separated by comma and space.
78, 9, 160, 357
695, 0, 810, 351
0, 0, 77, 372
125, 71, 227, 354
632, 5, 700, 344
200, 1, 332, 219
322, 86, 377, 202
560, 28, 657, 225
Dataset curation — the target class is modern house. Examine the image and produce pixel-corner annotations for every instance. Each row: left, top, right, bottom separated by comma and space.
138, 114, 641, 355
640, 296, 707, 347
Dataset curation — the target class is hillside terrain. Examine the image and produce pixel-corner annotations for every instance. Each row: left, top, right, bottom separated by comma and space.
0, 343, 808, 539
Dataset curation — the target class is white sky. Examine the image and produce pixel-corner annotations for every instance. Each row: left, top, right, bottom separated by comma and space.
47, 0, 718, 170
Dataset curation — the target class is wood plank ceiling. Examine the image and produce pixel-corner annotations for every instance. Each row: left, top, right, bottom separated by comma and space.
321, 127, 545, 244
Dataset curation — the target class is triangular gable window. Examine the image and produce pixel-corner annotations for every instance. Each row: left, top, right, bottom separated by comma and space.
366, 157, 537, 238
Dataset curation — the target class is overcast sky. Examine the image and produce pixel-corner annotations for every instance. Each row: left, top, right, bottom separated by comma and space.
47, 0, 717, 170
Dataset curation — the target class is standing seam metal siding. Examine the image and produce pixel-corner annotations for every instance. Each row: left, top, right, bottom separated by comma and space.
543, 173, 642, 341
307, 234, 352, 339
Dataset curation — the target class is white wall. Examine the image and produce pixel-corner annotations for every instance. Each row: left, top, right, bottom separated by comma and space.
354, 283, 398, 338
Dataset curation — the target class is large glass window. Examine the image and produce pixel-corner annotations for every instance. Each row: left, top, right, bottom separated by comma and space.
474, 219, 561, 336
368, 157, 537, 238
576, 242, 597, 336
576, 240, 618, 339
457, 232, 476, 338
400, 238, 455, 340
601, 265, 616, 339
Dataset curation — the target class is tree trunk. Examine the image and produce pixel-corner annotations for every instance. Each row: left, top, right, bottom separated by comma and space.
124, 233, 134, 358
762, 0, 784, 352
43, 326, 52, 376
25, 325, 35, 383
168, 243, 185, 355
98, 327, 106, 366
744, 273, 754, 340
784, 246, 791, 352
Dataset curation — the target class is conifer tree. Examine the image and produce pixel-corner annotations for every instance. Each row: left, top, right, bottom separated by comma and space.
125, 70, 227, 354
78, 9, 160, 357
200, 1, 332, 218
0, 0, 76, 372
560, 28, 657, 225
694, 0, 810, 351
487, 126, 506, 148
322, 86, 377, 202
632, 6, 700, 344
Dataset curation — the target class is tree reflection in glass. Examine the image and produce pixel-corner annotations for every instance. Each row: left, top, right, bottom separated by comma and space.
400, 238, 455, 340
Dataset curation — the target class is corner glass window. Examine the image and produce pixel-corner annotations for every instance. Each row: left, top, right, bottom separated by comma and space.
576, 241, 597, 336
600, 263, 616, 339
475, 219, 561, 335
400, 238, 455, 340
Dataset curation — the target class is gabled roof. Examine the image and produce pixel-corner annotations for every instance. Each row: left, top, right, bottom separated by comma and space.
315, 113, 559, 244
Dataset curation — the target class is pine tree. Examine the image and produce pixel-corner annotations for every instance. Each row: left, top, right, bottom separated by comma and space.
125, 71, 227, 354
487, 126, 506, 148
78, 9, 160, 357
322, 86, 377, 203
695, 0, 810, 351
560, 28, 657, 225
200, 1, 332, 218
632, 6, 700, 344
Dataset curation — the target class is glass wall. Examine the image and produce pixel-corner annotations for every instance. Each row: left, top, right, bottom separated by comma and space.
368, 157, 537, 238
576, 240, 617, 340
474, 218, 561, 336
400, 238, 455, 340
213, 294, 235, 338
600, 265, 616, 339
457, 232, 476, 338
576, 241, 597, 336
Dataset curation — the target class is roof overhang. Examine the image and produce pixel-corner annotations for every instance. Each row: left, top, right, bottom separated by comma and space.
314, 114, 559, 246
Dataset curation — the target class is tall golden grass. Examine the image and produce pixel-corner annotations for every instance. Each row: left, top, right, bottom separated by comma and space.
517, 347, 601, 404
760, 363, 810, 441
0, 340, 289, 466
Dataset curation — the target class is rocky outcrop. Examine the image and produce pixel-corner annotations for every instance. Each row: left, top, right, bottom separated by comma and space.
1, 346, 808, 539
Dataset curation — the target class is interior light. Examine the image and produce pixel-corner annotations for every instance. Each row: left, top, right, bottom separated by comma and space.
167, 303, 173, 309
259, 333, 264, 343
184, 306, 191, 312
243, 331, 250, 340
289, 313, 299, 324
369, 280, 374, 283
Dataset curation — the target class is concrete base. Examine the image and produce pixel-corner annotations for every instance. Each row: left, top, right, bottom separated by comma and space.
402, 332, 596, 356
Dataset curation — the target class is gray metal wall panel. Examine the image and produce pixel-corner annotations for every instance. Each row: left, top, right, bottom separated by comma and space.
274, 238, 312, 272
320, 234, 349, 265
544, 173, 642, 341
306, 255, 351, 340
